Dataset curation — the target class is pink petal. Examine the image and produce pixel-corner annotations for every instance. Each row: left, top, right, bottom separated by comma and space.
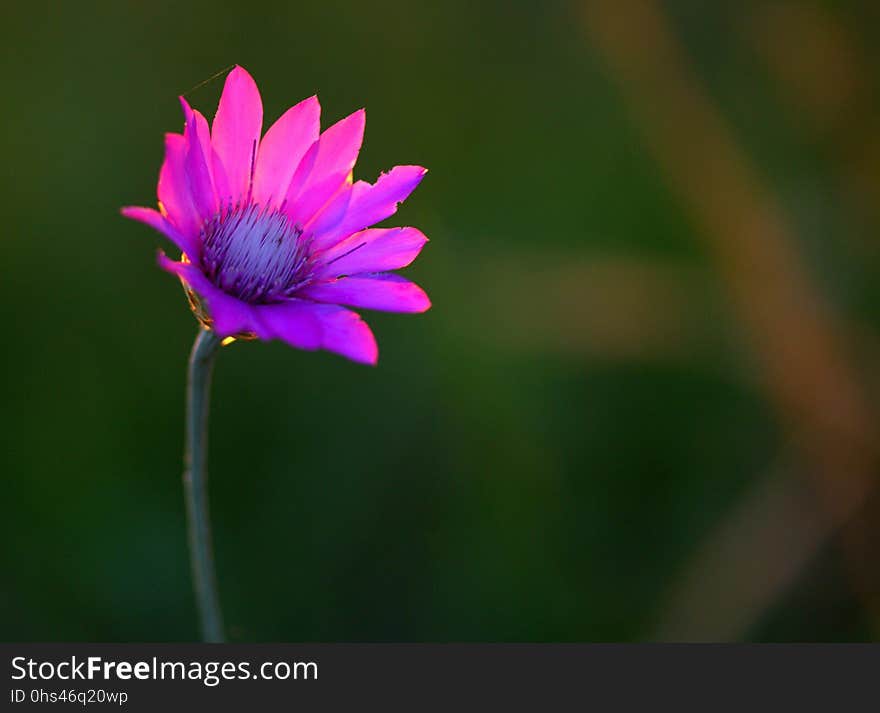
180, 98, 218, 220
281, 140, 317, 212
157, 133, 200, 236
211, 66, 263, 204
211, 145, 232, 210
314, 305, 378, 365
121, 206, 200, 258
253, 300, 378, 364
248, 299, 322, 349
313, 227, 428, 279
285, 109, 365, 226
252, 95, 321, 209
303, 181, 352, 236
311, 165, 427, 250
300, 273, 431, 313
157, 254, 257, 337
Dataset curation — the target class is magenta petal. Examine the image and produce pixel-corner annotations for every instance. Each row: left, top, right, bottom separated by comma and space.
156, 252, 212, 290
311, 165, 427, 250
312, 304, 378, 364
121, 206, 200, 258
303, 182, 352, 236
249, 299, 322, 349
285, 109, 365, 226
157, 133, 200, 236
156, 254, 257, 337
252, 95, 321, 209
314, 227, 428, 278
253, 300, 378, 364
180, 98, 218, 219
300, 273, 431, 313
211, 66, 263, 203
205, 293, 258, 337
281, 139, 318, 212
211, 145, 232, 209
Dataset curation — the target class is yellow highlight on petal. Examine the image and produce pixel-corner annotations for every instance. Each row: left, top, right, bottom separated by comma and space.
221, 336, 236, 346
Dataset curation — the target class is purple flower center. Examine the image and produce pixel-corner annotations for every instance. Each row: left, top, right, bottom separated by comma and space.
200, 203, 313, 304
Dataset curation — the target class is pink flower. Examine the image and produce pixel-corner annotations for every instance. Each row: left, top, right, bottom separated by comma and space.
123, 66, 430, 365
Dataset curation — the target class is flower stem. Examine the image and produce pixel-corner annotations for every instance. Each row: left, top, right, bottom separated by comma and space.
184, 328, 224, 642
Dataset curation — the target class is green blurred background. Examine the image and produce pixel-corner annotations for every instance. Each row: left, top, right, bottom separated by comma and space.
3, 0, 880, 641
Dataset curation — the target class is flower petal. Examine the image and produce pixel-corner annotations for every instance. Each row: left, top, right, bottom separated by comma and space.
157, 133, 200, 236
210, 145, 232, 210
211, 66, 263, 204
121, 206, 200, 258
313, 227, 428, 279
311, 165, 427, 250
281, 140, 317, 212
303, 181, 352, 236
157, 254, 257, 337
252, 95, 321, 209
300, 273, 430, 313
285, 109, 365, 226
180, 98, 218, 220
253, 299, 378, 364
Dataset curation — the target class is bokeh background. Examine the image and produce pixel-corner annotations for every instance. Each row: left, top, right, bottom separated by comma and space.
3, 0, 880, 641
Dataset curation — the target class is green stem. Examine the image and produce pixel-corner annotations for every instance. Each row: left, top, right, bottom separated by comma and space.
184, 328, 224, 642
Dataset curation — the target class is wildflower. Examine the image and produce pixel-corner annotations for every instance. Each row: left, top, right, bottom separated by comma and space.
123, 66, 429, 364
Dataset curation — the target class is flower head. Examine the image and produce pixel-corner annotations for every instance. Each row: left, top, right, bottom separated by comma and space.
123, 66, 430, 364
